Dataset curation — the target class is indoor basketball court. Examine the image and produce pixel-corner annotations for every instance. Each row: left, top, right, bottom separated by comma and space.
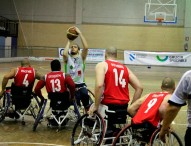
0, 0, 191, 146
0, 61, 189, 145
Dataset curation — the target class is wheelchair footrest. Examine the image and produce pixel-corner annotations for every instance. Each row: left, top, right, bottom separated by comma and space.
47, 118, 69, 127
6, 112, 20, 119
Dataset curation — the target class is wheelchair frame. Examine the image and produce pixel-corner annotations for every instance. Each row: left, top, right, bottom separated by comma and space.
75, 87, 94, 115
33, 99, 81, 131
0, 87, 41, 125
71, 112, 106, 146
33, 88, 95, 131
71, 104, 128, 146
112, 123, 183, 146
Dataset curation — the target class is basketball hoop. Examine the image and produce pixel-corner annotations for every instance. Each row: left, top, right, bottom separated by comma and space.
156, 18, 164, 26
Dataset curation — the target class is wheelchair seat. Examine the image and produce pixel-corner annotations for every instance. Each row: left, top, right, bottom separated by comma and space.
46, 92, 72, 128
11, 83, 33, 110
0, 85, 41, 125
131, 122, 157, 143
104, 104, 128, 125
48, 92, 71, 111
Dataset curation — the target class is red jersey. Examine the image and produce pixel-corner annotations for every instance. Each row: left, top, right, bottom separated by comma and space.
45, 71, 67, 93
14, 67, 35, 87
101, 60, 130, 105
132, 92, 169, 127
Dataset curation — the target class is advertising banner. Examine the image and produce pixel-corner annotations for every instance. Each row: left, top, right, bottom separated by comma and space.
124, 51, 191, 67
58, 48, 105, 62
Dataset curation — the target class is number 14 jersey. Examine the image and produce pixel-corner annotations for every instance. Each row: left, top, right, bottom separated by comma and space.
101, 59, 130, 105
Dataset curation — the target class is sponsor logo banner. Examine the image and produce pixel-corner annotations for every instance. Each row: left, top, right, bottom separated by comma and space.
58, 48, 105, 62
124, 51, 191, 67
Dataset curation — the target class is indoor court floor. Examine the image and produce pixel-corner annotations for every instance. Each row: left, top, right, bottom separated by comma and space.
0, 61, 189, 146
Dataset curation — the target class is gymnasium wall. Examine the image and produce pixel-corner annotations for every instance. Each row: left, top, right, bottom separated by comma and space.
17, 22, 184, 52
0, 0, 189, 56
0, 0, 185, 25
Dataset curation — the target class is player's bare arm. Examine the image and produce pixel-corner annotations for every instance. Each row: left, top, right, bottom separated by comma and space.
128, 94, 149, 117
159, 104, 181, 142
63, 40, 71, 63
0, 68, 16, 96
94, 62, 107, 110
35, 70, 43, 80
75, 27, 88, 61
128, 68, 143, 104
159, 94, 171, 119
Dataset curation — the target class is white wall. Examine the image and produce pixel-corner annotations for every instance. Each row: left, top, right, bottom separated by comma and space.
0, 0, 185, 26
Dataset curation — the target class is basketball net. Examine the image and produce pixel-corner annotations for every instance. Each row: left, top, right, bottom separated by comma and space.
156, 18, 164, 26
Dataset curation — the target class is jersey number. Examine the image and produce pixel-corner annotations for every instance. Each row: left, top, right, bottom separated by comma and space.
23, 74, 29, 87
113, 68, 126, 88
50, 79, 61, 92
144, 98, 157, 113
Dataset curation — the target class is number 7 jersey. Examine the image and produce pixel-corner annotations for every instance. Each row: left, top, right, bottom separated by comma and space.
101, 59, 130, 105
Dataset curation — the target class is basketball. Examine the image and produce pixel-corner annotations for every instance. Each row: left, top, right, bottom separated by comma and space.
66, 27, 79, 40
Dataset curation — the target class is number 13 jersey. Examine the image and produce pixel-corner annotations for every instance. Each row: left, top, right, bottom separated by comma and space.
45, 71, 67, 93
101, 60, 130, 105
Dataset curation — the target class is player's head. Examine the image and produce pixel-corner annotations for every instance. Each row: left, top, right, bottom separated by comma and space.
51, 59, 61, 71
161, 77, 175, 93
21, 58, 31, 67
105, 47, 117, 59
71, 43, 80, 55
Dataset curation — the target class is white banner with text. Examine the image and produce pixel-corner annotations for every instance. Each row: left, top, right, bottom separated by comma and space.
124, 51, 191, 67
58, 48, 105, 62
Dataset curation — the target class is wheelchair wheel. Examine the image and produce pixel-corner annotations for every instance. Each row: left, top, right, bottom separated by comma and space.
30, 94, 42, 119
33, 99, 47, 131
87, 89, 94, 104
71, 112, 105, 146
150, 128, 183, 146
77, 88, 94, 116
112, 124, 135, 146
0, 100, 6, 122
0, 92, 9, 122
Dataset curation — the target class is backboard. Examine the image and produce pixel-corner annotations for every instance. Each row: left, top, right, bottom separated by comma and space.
144, 0, 177, 24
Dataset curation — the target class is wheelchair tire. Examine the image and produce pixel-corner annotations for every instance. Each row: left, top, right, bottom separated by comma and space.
71, 112, 105, 146
0, 106, 6, 122
150, 128, 183, 146
112, 124, 134, 146
30, 93, 42, 119
87, 89, 94, 104
33, 99, 47, 131
0, 93, 9, 122
76, 88, 94, 116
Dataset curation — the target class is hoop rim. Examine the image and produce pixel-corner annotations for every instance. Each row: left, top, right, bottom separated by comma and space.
156, 18, 164, 23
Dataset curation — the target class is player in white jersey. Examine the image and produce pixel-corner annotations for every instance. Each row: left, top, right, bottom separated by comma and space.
159, 70, 191, 146
63, 26, 91, 111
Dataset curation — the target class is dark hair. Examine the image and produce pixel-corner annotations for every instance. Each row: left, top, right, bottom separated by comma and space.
72, 44, 80, 50
51, 59, 61, 71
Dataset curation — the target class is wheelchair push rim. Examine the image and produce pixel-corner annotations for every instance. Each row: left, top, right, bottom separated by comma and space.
71, 112, 106, 146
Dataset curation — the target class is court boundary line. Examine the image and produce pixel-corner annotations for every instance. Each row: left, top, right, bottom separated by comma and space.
0, 142, 66, 146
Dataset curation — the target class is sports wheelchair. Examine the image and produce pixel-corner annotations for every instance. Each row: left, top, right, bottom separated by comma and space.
0, 85, 41, 125
75, 87, 94, 115
71, 103, 128, 146
33, 89, 94, 131
112, 122, 183, 146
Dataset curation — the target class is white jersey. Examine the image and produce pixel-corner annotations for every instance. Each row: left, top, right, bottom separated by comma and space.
65, 53, 85, 84
169, 70, 191, 127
